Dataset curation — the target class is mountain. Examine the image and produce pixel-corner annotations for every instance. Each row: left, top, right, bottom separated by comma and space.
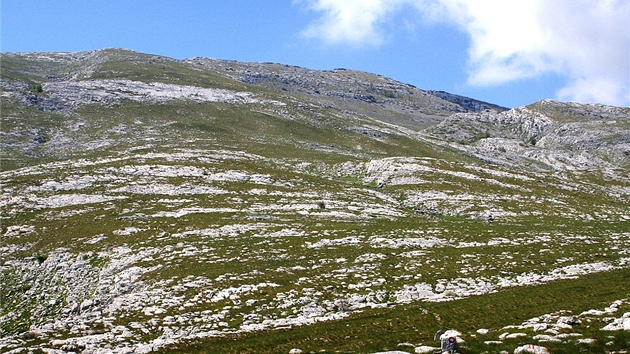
425, 99, 630, 171
1, 49, 629, 354
185, 57, 507, 128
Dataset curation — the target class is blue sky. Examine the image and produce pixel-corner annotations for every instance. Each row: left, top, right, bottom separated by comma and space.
2, 0, 628, 108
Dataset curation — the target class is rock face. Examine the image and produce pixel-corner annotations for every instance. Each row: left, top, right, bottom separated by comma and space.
428, 90, 506, 112
2, 79, 263, 113
425, 101, 630, 171
185, 57, 504, 130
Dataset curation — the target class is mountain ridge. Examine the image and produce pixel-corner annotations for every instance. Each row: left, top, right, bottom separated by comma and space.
3, 48, 628, 173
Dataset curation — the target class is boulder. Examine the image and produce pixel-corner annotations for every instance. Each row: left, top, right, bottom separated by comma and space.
514, 344, 550, 354
414, 345, 439, 353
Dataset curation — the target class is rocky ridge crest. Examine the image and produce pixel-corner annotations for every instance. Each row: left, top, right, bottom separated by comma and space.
424, 101, 630, 171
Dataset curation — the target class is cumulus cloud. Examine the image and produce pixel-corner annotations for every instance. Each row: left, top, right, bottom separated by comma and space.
299, 0, 407, 46
300, 0, 630, 105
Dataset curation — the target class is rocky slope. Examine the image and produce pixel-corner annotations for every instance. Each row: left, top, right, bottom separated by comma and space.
185, 57, 507, 130
1, 49, 629, 354
424, 100, 630, 171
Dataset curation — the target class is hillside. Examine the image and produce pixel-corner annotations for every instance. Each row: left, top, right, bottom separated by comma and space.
425, 100, 630, 171
1, 49, 629, 354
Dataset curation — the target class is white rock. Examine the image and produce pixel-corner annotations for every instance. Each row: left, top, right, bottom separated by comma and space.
532, 334, 561, 343
514, 344, 550, 354
601, 312, 630, 331
532, 323, 547, 332
439, 329, 463, 341
415, 345, 439, 353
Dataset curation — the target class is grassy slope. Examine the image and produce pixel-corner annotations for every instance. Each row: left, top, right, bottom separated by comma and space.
1, 50, 629, 354
164, 268, 630, 353
1, 49, 460, 169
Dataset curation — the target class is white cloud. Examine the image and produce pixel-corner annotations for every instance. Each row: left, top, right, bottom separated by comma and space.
298, 0, 408, 46
300, 0, 630, 105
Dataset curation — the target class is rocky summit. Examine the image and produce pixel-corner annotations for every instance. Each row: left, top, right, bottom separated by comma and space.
1, 49, 629, 354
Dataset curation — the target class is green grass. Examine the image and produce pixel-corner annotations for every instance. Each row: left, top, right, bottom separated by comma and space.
160, 268, 630, 353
